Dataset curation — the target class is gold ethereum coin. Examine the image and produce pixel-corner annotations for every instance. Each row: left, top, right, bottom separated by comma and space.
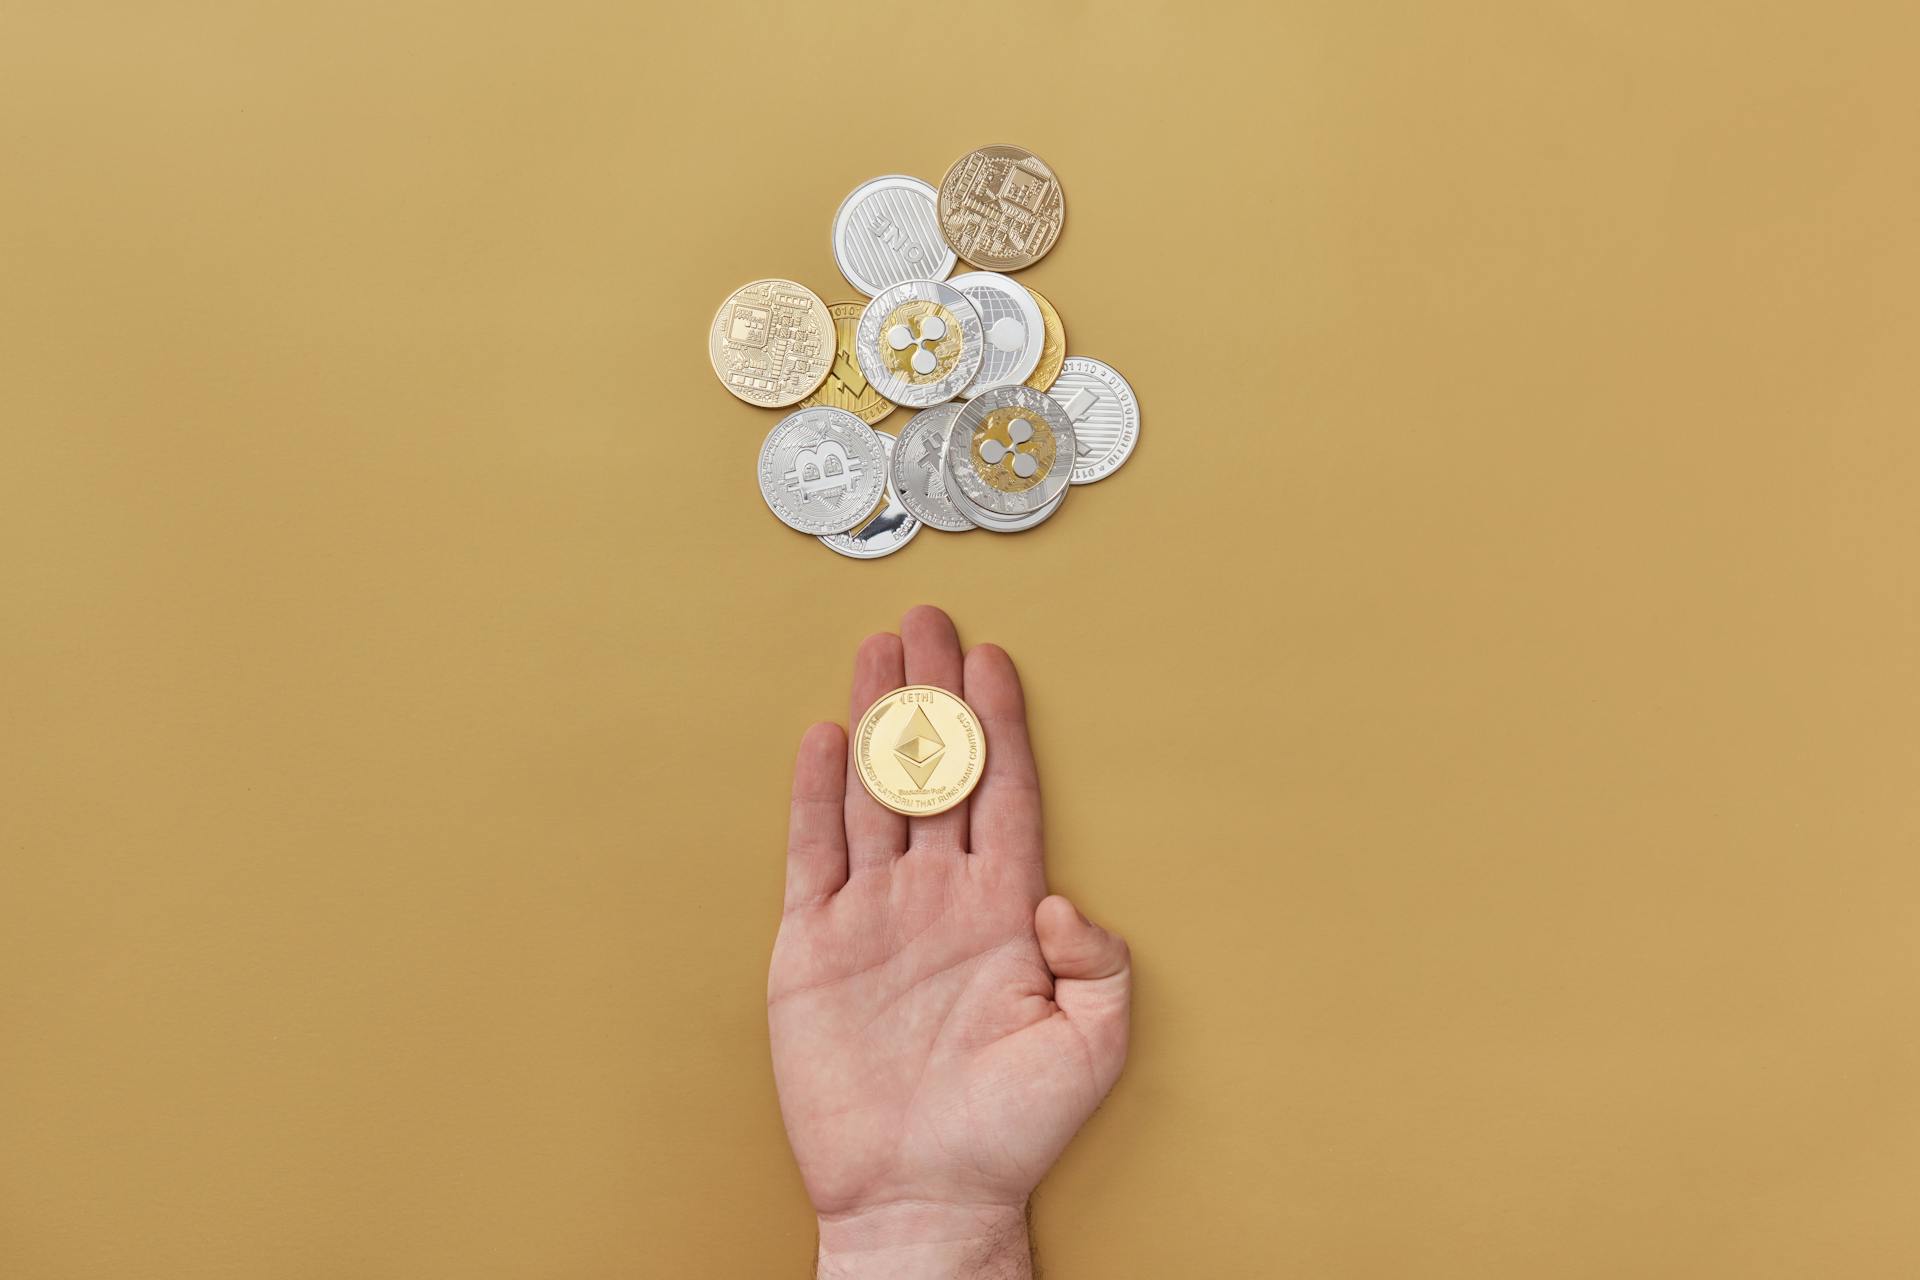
708, 278, 835, 408
853, 685, 987, 816
937, 144, 1066, 271
1022, 285, 1066, 392
796, 301, 897, 426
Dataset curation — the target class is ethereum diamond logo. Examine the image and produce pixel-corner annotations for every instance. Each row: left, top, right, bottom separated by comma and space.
892, 705, 946, 789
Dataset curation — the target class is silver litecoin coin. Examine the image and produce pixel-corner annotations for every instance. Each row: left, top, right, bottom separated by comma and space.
854, 279, 983, 409
756, 406, 888, 535
1047, 356, 1142, 485
948, 272, 1045, 398
889, 404, 975, 533
831, 176, 957, 298
944, 384, 1076, 532
820, 431, 921, 559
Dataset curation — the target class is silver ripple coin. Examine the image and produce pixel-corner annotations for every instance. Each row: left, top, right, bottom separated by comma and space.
944, 383, 1076, 524
1046, 356, 1141, 484
831, 176, 956, 298
819, 431, 921, 559
756, 406, 887, 535
948, 272, 1045, 398
950, 480, 1067, 533
854, 280, 983, 409
889, 404, 975, 533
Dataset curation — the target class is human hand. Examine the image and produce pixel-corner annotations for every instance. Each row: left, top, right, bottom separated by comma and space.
769, 606, 1132, 1279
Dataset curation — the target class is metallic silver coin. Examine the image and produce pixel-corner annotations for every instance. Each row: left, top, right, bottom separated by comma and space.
948, 272, 1045, 398
854, 280, 983, 409
1046, 356, 1141, 484
944, 383, 1076, 520
756, 406, 887, 535
889, 404, 975, 533
831, 176, 956, 298
947, 479, 1067, 534
820, 431, 921, 559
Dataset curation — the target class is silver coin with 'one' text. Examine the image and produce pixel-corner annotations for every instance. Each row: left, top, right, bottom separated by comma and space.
831, 176, 956, 298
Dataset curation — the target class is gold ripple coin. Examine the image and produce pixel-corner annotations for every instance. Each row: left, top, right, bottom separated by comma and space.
708, 278, 835, 408
937, 144, 1066, 272
854, 685, 987, 816
1022, 285, 1066, 392
797, 301, 898, 425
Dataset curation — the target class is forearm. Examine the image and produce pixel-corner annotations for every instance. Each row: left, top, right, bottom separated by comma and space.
816, 1201, 1032, 1280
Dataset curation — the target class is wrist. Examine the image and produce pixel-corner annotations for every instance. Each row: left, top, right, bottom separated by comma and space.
816, 1200, 1031, 1280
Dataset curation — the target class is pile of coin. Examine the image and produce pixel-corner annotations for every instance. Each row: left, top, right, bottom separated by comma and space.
710, 144, 1142, 559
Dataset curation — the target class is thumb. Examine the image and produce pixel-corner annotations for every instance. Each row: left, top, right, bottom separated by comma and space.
1035, 894, 1131, 1075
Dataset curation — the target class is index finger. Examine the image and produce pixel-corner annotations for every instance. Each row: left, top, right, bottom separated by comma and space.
962, 642, 1044, 885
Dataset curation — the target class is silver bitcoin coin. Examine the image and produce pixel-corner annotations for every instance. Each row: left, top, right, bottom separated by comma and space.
948, 272, 1045, 398
831, 176, 957, 298
944, 384, 1076, 524
855, 280, 983, 409
889, 404, 975, 533
820, 431, 921, 559
756, 406, 887, 535
1046, 356, 1141, 484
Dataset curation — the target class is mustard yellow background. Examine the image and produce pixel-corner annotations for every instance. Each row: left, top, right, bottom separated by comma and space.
3, 2, 1917, 1276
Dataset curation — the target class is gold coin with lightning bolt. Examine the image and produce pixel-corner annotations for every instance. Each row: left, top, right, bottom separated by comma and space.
796, 301, 897, 426
1022, 286, 1066, 393
853, 685, 987, 816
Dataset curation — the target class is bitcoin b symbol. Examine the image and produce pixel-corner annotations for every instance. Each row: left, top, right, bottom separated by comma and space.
793, 440, 856, 498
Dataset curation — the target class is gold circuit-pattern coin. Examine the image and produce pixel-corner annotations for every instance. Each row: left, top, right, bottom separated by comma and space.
1022, 285, 1066, 392
854, 685, 986, 816
708, 278, 835, 408
797, 301, 897, 425
937, 144, 1066, 272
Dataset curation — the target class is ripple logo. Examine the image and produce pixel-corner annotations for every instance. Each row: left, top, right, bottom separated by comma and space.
887, 313, 949, 376
979, 417, 1041, 479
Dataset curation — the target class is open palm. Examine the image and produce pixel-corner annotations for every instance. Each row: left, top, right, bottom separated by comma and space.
769, 606, 1131, 1273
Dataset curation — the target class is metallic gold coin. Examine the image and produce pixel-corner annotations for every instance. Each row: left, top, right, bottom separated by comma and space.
937, 144, 1066, 272
708, 278, 835, 408
853, 685, 986, 816
1022, 285, 1067, 392
797, 302, 898, 425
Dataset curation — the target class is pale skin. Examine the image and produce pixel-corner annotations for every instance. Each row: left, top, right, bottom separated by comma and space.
770, 606, 1133, 1279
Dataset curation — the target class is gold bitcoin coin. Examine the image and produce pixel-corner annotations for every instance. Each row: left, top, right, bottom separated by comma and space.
853, 685, 987, 816
797, 302, 897, 425
1022, 285, 1066, 392
937, 144, 1066, 272
708, 278, 835, 408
